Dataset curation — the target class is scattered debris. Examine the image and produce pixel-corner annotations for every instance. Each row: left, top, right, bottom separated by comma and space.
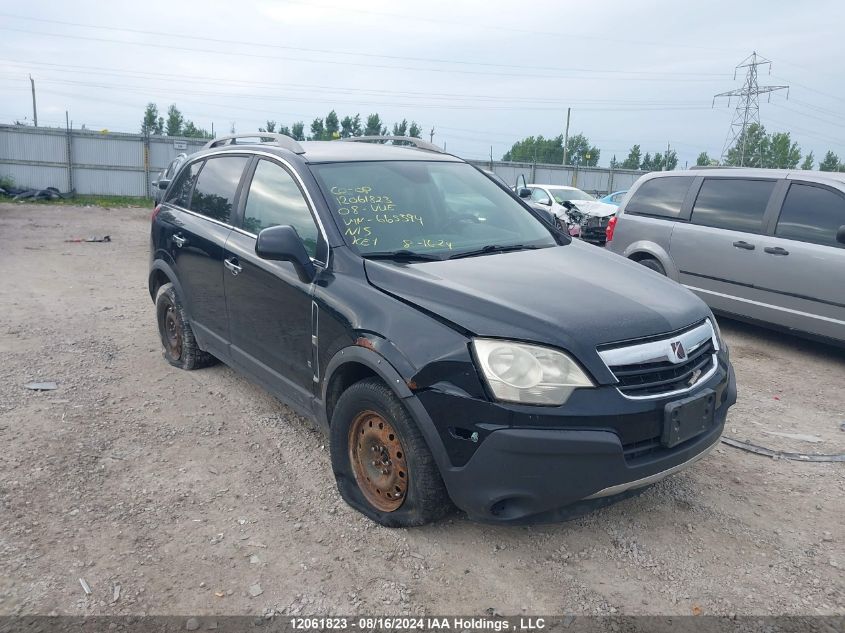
64, 235, 111, 243
2, 186, 76, 201
24, 381, 58, 391
248, 584, 264, 598
249, 554, 261, 564
214, 591, 225, 598
78, 578, 92, 596
840, 422, 845, 432
185, 617, 200, 631
721, 437, 845, 462
112, 583, 121, 603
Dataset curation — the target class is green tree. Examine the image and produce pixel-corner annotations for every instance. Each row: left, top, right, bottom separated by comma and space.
181, 121, 212, 139
165, 104, 184, 136
819, 150, 841, 171
609, 155, 619, 169
278, 124, 292, 137
766, 132, 801, 168
696, 151, 712, 166
325, 110, 340, 139
291, 122, 305, 141
502, 135, 563, 163
309, 117, 325, 140
259, 120, 277, 133
725, 123, 768, 167
665, 149, 678, 170
565, 133, 600, 166
340, 114, 363, 138
640, 152, 652, 171
621, 145, 642, 170
141, 103, 163, 135
409, 121, 422, 138
392, 119, 408, 136
801, 151, 814, 170
364, 113, 387, 136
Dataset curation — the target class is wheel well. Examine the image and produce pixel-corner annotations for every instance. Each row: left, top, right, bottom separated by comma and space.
325, 362, 379, 424
149, 269, 170, 301
628, 251, 657, 263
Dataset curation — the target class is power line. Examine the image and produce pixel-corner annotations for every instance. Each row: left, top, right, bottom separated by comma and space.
0, 13, 731, 79
713, 52, 789, 165
0, 26, 728, 83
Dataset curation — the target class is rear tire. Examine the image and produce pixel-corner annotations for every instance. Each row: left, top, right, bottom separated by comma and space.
155, 282, 216, 370
330, 378, 452, 527
637, 257, 666, 276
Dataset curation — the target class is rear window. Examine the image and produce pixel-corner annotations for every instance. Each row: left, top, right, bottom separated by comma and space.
776, 183, 845, 248
190, 156, 249, 224
691, 178, 775, 234
624, 176, 693, 219
165, 160, 202, 208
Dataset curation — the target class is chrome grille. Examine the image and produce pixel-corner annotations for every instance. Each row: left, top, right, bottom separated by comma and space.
598, 320, 719, 399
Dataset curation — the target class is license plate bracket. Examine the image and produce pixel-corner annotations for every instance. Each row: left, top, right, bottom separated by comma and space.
662, 389, 716, 448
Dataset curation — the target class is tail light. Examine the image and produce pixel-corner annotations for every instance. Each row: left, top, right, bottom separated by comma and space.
151, 204, 162, 222
606, 215, 617, 242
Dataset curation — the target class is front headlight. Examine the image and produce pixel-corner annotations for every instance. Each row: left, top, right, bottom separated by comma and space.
472, 339, 594, 405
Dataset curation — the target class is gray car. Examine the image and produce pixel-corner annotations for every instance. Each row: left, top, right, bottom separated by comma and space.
606, 168, 845, 344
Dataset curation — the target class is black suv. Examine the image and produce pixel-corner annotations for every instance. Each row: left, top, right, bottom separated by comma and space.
149, 134, 737, 526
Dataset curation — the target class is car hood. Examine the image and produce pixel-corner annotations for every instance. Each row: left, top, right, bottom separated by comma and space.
364, 242, 710, 381
561, 200, 617, 217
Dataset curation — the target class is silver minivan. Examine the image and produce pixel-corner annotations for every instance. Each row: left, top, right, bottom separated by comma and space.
607, 168, 845, 344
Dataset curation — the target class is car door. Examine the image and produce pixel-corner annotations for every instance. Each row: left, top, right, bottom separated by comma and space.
223, 158, 326, 409
751, 181, 845, 340
670, 177, 778, 319
165, 155, 249, 357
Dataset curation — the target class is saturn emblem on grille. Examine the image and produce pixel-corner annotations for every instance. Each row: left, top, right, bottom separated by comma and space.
670, 341, 687, 361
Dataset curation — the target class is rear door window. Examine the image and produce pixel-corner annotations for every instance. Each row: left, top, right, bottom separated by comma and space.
690, 178, 775, 233
190, 156, 249, 224
624, 176, 693, 219
165, 160, 202, 208
776, 183, 845, 248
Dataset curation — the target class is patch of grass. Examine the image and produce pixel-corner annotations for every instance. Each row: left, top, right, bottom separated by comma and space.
13, 194, 153, 208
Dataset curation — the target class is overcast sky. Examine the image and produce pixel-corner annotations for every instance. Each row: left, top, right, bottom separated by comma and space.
2, 0, 843, 168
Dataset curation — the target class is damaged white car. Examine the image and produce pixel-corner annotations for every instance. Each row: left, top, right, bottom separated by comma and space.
527, 184, 617, 246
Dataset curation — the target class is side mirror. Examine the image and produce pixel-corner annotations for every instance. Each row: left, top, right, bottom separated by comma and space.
837, 225, 845, 245
518, 188, 531, 199
157, 179, 170, 190
255, 225, 316, 283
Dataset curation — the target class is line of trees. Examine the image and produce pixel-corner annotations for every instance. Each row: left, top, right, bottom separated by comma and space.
259, 110, 422, 141
502, 133, 600, 166
141, 103, 212, 138
694, 124, 844, 171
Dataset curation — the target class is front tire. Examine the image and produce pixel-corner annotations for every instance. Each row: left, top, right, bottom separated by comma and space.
155, 282, 216, 370
330, 378, 452, 527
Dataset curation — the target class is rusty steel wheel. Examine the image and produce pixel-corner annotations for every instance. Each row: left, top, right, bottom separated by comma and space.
163, 303, 183, 360
348, 410, 409, 512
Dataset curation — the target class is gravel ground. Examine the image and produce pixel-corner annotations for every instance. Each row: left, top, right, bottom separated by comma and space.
0, 202, 842, 617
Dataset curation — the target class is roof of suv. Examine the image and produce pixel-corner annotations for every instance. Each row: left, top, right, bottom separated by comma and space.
199, 139, 463, 164
648, 166, 845, 185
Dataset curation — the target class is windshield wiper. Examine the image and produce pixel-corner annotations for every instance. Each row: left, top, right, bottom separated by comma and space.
447, 244, 541, 260
362, 250, 444, 262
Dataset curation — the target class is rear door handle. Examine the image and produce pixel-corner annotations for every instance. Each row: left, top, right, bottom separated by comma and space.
764, 246, 789, 256
224, 257, 243, 276
172, 234, 187, 248
732, 240, 755, 250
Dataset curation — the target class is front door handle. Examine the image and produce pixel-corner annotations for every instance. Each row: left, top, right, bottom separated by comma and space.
172, 234, 187, 248
732, 240, 755, 250
224, 257, 243, 276
763, 246, 789, 256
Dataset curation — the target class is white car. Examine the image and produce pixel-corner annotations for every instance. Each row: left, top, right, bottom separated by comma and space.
527, 184, 617, 245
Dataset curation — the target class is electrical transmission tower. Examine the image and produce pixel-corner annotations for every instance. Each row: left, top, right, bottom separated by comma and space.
713, 51, 789, 166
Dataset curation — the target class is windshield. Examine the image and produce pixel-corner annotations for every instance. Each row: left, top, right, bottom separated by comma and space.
550, 188, 596, 203
312, 161, 557, 258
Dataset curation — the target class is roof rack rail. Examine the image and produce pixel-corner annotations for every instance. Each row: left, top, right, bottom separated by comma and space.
203, 133, 305, 154
688, 165, 742, 170
339, 135, 444, 153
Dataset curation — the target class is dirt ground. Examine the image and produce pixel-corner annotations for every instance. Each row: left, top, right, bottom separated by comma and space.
0, 202, 842, 618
